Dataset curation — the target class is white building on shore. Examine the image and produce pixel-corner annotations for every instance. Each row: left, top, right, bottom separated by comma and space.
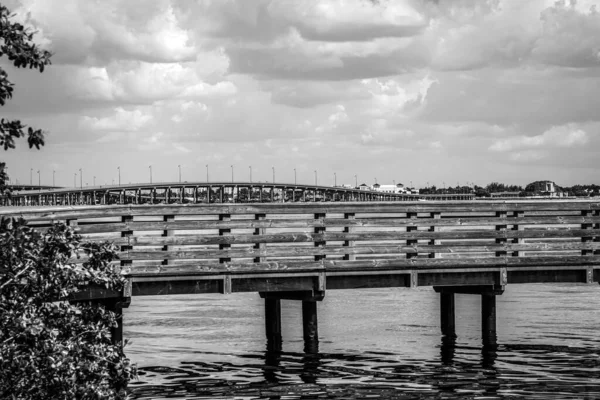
372, 183, 415, 194
350, 183, 419, 194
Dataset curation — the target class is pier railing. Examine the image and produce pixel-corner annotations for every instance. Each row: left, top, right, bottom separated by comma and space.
5, 200, 598, 291
3, 200, 599, 347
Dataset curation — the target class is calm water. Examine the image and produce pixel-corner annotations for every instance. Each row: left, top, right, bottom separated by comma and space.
125, 284, 600, 399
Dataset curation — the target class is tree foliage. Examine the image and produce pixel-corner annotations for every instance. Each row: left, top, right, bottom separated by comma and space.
0, 218, 135, 399
0, 5, 51, 155
485, 182, 523, 194
561, 184, 600, 197
0, 5, 136, 398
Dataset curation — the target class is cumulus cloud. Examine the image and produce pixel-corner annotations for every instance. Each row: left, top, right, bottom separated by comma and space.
508, 150, 546, 162
64, 61, 235, 104
268, 80, 370, 108
172, 143, 192, 153
420, 0, 600, 71
190, 0, 600, 81
276, 1, 427, 42
5, 0, 600, 186
139, 131, 164, 151
489, 124, 588, 152
362, 75, 437, 117
180, 81, 237, 98
171, 101, 209, 123
14, 0, 196, 64
419, 67, 600, 126
79, 107, 153, 132
360, 119, 415, 145
196, 0, 427, 43
532, 0, 600, 68
315, 104, 349, 134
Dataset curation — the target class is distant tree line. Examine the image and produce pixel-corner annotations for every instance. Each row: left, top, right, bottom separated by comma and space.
559, 184, 600, 197
419, 182, 523, 197
419, 182, 600, 197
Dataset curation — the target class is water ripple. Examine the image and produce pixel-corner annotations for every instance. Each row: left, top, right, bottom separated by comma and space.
124, 285, 600, 399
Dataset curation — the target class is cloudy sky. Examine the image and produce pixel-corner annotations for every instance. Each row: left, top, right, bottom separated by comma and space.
2, 0, 600, 188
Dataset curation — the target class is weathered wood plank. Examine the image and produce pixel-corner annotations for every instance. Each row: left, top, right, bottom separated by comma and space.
582, 210, 594, 256
254, 213, 266, 263
406, 212, 418, 259
122, 229, 599, 246
132, 280, 221, 296
122, 267, 598, 295
4, 200, 600, 220
343, 213, 356, 261
326, 274, 410, 289
162, 215, 174, 265
124, 261, 325, 277
118, 256, 600, 277
114, 242, 600, 261
232, 276, 316, 293
495, 211, 508, 257
67, 215, 600, 234
219, 214, 231, 263
120, 267, 598, 295
513, 211, 525, 257
120, 216, 133, 271
314, 213, 326, 261
429, 212, 441, 259
418, 271, 499, 287
508, 269, 589, 284
322, 255, 600, 271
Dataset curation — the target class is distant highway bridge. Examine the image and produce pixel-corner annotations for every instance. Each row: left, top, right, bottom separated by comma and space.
2, 182, 475, 206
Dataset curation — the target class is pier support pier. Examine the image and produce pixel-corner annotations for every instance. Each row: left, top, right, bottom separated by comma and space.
260, 290, 323, 353
434, 285, 504, 346
481, 292, 498, 346
302, 300, 319, 353
439, 292, 456, 339
264, 298, 282, 351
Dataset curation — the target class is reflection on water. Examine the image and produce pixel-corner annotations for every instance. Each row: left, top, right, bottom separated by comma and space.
125, 285, 600, 399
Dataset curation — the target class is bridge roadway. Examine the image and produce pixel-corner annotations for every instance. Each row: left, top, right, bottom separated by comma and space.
5, 184, 61, 191
3, 199, 599, 352
2, 181, 474, 206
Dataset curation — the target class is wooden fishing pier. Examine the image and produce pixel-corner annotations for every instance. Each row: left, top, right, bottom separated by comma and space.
3, 199, 599, 351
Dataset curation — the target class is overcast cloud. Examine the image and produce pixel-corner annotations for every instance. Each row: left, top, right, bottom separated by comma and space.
2, 0, 599, 187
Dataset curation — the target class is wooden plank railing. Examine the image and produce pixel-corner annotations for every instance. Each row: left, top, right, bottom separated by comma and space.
3, 200, 600, 297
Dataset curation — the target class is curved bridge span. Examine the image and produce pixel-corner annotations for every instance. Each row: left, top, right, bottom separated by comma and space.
4, 181, 474, 206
